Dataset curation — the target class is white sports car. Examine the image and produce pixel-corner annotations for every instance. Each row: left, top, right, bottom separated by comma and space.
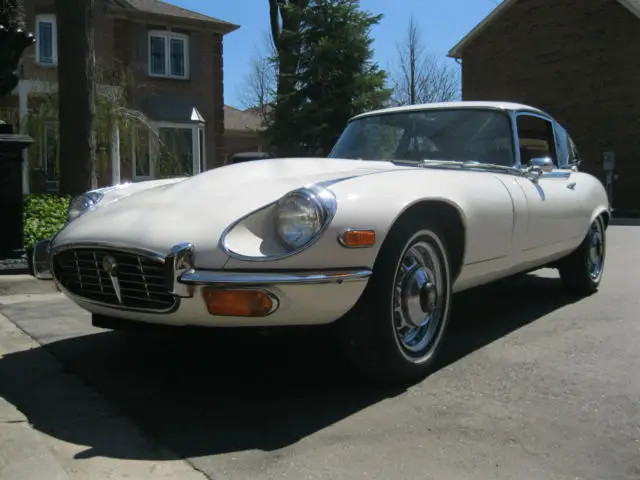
40, 101, 610, 384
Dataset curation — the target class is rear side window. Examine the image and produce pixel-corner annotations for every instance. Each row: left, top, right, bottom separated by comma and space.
554, 123, 580, 168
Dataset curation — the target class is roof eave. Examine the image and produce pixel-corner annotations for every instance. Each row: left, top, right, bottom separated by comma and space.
448, 0, 640, 59
106, 7, 240, 35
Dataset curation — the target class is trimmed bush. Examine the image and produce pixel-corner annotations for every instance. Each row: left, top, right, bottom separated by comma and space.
23, 194, 71, 249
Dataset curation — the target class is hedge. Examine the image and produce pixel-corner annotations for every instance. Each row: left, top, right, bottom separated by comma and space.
23, 194, 71, 249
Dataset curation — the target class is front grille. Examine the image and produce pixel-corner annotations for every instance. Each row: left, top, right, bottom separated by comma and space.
53, 248, 176, 312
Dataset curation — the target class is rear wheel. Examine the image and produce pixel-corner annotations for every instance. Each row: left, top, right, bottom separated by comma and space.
558, 217, 606, 296
338, 219, 453, 385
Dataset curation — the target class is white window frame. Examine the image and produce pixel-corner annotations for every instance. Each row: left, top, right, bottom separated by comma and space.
35, 13, 58, 66
132, 122, 204, 181
147, 30, 190, 80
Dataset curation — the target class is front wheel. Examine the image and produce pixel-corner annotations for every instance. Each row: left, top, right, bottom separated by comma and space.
558, 217, 606, 296
338, 220, 453, 385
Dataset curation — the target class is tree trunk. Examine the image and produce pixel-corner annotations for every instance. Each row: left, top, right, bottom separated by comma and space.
56, 0, 96, 195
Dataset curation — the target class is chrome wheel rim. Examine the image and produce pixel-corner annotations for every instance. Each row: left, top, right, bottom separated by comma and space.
393, 240, 445, 355
587, 220, 605, 280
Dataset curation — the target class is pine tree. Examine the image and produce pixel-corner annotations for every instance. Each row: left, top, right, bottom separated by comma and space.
268, 0, 390, 156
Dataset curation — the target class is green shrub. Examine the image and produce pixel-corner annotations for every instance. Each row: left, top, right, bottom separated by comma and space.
23, 194, 71, 249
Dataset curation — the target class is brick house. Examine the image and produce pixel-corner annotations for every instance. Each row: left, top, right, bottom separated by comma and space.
223, 104, 270, 161
5, 0, 238, 193
448, 0, 640, 212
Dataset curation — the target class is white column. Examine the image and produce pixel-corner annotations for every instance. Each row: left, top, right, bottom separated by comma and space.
149, 127, 158, 179
130, 129, 136, 181
18, 81, 29, 194
110, 121, 121, 185
192, 126, 199, 175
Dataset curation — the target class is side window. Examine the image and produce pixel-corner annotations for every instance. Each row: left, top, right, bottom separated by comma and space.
567, 135, 581, 165
554, 123, 570, 168
516, 114, 557, 166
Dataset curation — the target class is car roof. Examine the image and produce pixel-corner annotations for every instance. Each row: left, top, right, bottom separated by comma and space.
350, 101, 549, 121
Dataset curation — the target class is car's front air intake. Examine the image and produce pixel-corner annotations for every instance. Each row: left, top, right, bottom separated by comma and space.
52, 248, 177, 313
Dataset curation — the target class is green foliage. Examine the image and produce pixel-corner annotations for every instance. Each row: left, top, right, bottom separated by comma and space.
268, 0, 391, 155
23, 194, 70, 249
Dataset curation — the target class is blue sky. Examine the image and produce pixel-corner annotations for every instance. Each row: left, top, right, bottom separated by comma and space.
166, 0, 498, 108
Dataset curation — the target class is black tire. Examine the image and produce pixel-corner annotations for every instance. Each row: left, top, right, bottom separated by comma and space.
337, 217, 453, 386
557, 216, 606, 296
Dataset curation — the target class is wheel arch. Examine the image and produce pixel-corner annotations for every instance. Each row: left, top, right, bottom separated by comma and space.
382, 199, 467, 283
590, 206, 612, 231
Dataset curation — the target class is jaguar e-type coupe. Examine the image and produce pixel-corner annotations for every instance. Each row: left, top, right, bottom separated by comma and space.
42, 101, 611, 384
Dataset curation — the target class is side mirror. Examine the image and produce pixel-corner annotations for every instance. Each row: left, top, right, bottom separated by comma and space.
529, 157, 554, 173
524, 157, 554, 182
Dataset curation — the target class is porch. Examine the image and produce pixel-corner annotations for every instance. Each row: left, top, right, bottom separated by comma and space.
3, 79, 209, 194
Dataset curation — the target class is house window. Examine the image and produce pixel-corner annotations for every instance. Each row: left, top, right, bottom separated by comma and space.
159, 127, 193, 176
132, 127, 152, 180
35, 14, 57, 66
148, 30, 189, 79
132, 123, 204, 181
153, 123, 204, 179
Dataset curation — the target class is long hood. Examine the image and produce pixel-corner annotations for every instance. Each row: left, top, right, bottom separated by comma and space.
52, 158, 396, 267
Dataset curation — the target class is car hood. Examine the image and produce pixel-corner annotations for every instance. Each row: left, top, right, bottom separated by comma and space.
51, 157, 399, 267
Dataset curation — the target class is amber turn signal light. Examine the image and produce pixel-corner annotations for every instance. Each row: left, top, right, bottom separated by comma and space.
202, 288, 277, 317
338, 229, 376, 248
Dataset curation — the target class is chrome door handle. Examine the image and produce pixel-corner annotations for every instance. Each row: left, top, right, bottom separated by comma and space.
567, 182, 576, 190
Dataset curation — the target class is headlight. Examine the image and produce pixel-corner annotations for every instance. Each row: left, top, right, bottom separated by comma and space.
67, 191, 104, 223
274, 187, 335, 251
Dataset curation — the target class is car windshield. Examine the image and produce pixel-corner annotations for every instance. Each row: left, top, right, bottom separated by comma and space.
328, 108, 515, 167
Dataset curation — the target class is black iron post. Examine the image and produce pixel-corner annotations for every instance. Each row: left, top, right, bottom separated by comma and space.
0, 18, 35, 269
0, 125, 33, 258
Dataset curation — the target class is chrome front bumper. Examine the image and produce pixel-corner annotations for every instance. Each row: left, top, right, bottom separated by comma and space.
50, 241, 372, 327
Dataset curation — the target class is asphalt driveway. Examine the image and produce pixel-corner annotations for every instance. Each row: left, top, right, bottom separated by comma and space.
0, 225, 639, 480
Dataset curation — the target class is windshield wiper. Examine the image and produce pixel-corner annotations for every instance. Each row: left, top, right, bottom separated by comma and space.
420, 159, 521, 175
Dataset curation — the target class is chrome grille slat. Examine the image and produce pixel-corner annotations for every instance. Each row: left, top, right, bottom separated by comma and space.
53, 248, 176, 312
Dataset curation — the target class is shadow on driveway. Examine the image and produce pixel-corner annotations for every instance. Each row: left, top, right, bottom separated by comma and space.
0, 272, 580, 461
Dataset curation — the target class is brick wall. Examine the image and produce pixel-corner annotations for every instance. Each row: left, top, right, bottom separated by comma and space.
23, 0, 116, 83
459, 0, 640, 211
115, 21, 225, 173
20, 0, 227, 182
225, 132, 270, 161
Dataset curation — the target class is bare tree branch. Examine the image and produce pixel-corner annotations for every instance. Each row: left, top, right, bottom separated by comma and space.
391, 14, 460, 106
240, 31, 277, 122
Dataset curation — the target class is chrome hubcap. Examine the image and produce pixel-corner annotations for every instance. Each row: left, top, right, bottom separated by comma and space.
587, 221, 604, 279
393, 241, 444, 354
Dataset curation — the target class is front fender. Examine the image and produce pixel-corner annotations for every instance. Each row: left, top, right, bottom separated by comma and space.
223, 168, 516, 271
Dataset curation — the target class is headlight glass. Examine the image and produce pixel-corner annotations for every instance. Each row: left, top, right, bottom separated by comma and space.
275, 190, 328, 251
67, 191, 104, 223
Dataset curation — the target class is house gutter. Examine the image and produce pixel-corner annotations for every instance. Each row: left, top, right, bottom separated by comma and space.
106, 8, 240, 35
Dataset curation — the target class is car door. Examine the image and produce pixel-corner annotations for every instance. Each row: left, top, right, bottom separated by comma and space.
513, 112, 584, 253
